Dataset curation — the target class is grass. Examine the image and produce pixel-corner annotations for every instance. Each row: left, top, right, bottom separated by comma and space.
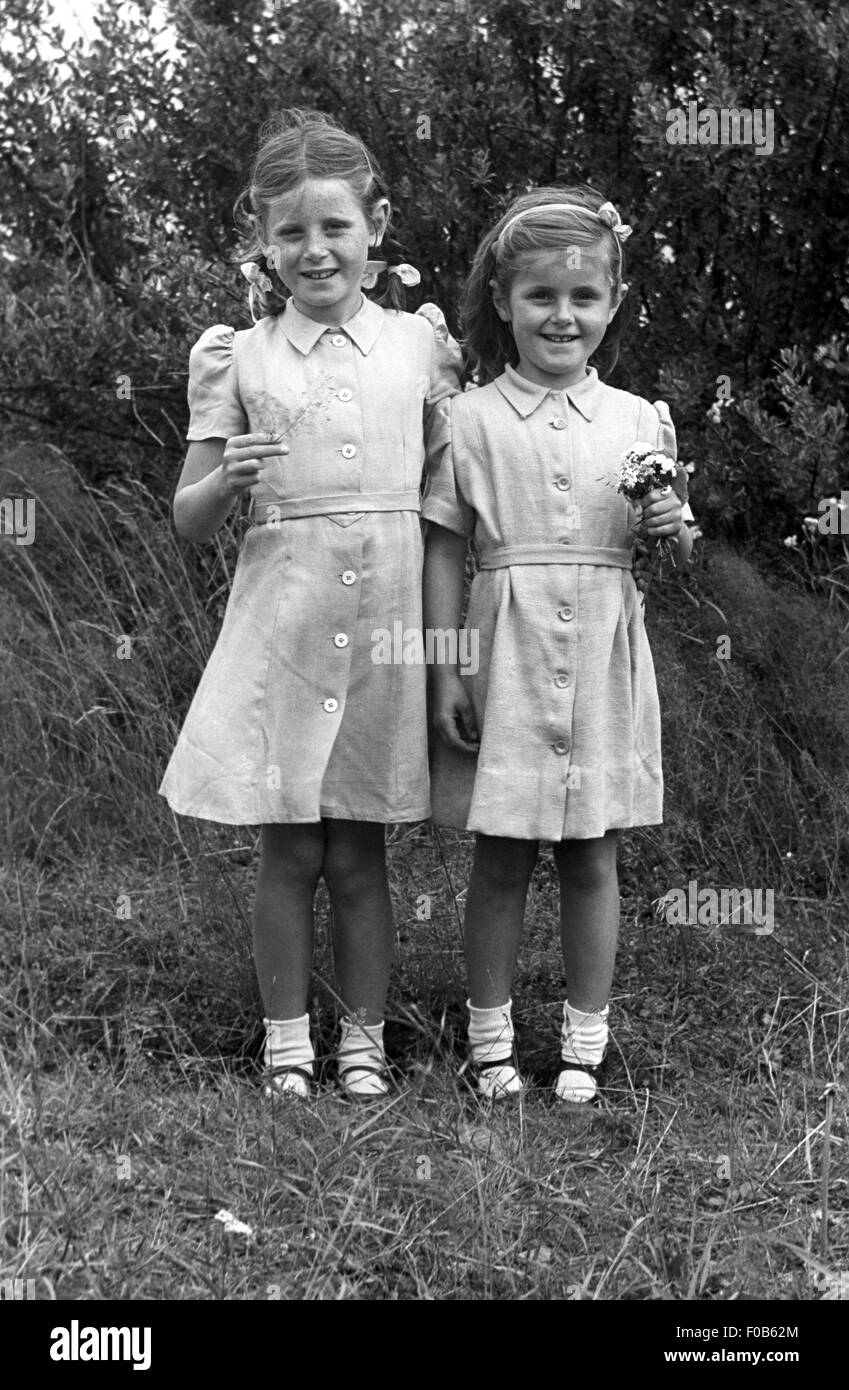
1, 447, 848, 1300
1, 841, 846, 1301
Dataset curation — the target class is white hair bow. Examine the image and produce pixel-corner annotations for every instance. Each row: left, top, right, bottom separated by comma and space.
595, 202, 633, 241
362, 260, 421, 289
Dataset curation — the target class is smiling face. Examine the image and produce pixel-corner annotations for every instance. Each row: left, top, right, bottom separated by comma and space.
261, 177, 388, 326
494, 248, 625, 389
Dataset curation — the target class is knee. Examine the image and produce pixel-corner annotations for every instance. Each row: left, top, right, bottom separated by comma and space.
323, 827, 385, 902
474, 836, 538, 892
556, 836, 617, 891
260, 825, 325, 885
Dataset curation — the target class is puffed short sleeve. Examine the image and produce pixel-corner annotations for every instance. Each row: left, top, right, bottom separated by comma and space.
421, 394, 476, 538
186, 325, 248, 441
416, 303, 468, 532
651, 398, 690, 508
416, 302, 463, 407
652, 398, 676, 458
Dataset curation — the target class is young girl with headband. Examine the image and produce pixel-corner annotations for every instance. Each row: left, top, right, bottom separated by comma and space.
423, 187, 693, 1102
160, 109, 460, 1100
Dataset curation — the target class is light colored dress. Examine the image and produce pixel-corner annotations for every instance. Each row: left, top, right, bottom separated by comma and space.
160, 295, 460, 825
422, 363, 678, 842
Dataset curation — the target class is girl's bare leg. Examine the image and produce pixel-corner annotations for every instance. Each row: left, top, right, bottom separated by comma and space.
553, 830, 619, 1009
323, 819, 394, 1025
464, 834, 539, 1008
252, 822, 325, 1019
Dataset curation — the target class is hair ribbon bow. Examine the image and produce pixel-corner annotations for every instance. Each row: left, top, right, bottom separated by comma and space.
596, 202, 633, 241
362, 260, 421, 289
241, 261, 273, 291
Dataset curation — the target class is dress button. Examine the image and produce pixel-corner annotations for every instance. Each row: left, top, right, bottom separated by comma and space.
551, 417, 568, 430
330, 334, 347, 347
323, 697, 339, 713
338, 388, 353, 402
555, 476, 571, 490
341, 570, 356, 585
334, 633, 349, 648
553, 740, 569, 755
554, 673, 569, 688
341, 443, 357, 459
557, 606, 574, 621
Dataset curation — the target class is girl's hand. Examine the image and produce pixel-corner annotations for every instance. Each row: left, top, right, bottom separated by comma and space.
637, 486, 683, 540
433, 671, 480, 754
220, 433, 289, 499
632, 537, 652, 593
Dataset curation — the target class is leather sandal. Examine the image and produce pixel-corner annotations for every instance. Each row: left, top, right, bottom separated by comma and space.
555, 1055, 606, 1103
470, 1054, 524, 1098
338, 1062, 391, 1102
262, 1064, 315, 1099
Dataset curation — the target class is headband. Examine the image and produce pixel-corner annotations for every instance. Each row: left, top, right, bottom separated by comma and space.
496, 200, 633, 248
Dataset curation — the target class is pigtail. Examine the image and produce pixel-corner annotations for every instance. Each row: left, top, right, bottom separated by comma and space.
233, 187, 290, 320
372, 229, 408, 312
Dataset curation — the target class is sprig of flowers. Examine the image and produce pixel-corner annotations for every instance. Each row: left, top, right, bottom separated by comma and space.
616, 442, 681, 602
248, 377, 338, 498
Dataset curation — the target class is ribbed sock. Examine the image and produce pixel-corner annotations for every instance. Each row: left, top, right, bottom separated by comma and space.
338, 1017, 388, 1098
263, 1013, 314, 1098
556, 999, 609, 1103
467, 998, 523, 1098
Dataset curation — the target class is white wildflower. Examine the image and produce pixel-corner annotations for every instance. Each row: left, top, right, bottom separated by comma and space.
214, 1209, 254, 1238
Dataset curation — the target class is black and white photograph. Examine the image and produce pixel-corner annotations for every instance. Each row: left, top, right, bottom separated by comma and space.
0, 0, 846, 1347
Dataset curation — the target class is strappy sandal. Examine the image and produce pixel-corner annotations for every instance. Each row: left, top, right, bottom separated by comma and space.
338, 1062, 392, 1102
469, 1054, 524, 1099
262, 1064, 315, 1100
555, 1056, 606, 1103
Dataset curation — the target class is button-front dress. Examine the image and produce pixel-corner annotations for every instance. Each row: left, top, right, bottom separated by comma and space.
159, 296, 460, 825
422, 364, 679, 842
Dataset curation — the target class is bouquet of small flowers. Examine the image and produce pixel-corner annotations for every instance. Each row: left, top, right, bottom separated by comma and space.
616, 442, 685, 601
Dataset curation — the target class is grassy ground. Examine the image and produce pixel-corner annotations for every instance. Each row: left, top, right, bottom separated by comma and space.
1, 835, 846, 1301
1, 448, 847, 1300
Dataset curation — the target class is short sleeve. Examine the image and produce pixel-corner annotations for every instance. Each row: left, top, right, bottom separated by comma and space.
186, 325, 248, 441
421, 394, 476, 538
652, 398, 676, 459
416, 302, 463, 407
415, 303, 469, 532
651, 398, 690, 508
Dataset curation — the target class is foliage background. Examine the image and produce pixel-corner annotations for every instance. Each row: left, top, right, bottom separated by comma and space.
0, 0, 847, 1305
2, 0, 848, 531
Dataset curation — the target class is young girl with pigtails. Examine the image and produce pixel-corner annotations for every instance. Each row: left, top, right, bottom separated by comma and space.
423, 187, 694, 1104
161, 109, 461, 1100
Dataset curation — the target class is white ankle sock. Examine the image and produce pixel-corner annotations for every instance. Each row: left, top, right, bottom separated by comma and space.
338, 1017, 388, 1098
468, 999, 523, 1097
263, 1014, 314, 1098
556, 1000, 609, 1103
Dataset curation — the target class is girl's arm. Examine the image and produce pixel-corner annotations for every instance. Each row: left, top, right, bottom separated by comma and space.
423, 523, 479, 753
173, 434, 288, 543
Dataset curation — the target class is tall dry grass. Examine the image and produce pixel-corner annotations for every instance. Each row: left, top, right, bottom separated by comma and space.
1, 445, 847, 1300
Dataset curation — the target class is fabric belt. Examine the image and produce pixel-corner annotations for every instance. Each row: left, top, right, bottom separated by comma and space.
250, 490, 421, 524
478, 543, 633, 569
